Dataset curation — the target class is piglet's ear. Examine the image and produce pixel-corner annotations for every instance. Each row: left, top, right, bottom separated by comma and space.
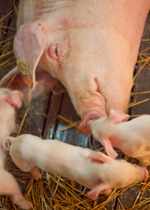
14, 22, 46, 90
89, 151, 110, 163
109, 109, 129, 124
6, 90, 24, 108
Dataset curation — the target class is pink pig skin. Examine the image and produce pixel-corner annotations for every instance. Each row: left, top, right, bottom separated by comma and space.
0, 88, 24, 136
1, 0, 150, 134
2, 134, 148, 200
0, 88, 31, 209
90, 109, 150, 167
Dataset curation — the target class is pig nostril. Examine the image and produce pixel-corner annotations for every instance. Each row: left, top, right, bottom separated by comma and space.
94, 77, 101, 93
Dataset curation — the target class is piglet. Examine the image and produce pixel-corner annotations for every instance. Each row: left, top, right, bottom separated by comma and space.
2, 134, 148, 200
90, 109, 150, 167
0, 88, 31, 209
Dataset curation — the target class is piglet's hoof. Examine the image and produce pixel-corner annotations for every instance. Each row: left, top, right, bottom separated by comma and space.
30, 167, 42, 181
19, 201, 33, 210
34, 172, 42, 181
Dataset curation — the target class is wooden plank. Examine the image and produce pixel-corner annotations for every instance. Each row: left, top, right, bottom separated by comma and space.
43, 82, 66, 139
55, 92, 89, 147
17, 90, 51, 137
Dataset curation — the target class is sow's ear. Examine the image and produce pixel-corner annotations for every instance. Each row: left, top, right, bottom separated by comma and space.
109, 109, 129, 124
14, 22, 46, 90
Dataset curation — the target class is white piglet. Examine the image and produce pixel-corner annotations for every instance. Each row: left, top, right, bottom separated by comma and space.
90, 109, 150, 167
0, 88, 31, 209
2, 134, 148, 200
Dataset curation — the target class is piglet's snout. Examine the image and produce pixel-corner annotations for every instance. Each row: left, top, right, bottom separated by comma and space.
78, 111, 102, 135
143, 167, 149, 181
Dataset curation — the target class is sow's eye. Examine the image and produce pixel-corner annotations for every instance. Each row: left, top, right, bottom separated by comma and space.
49, 43, 59, 60
48, 41, 69, 61
54, 46, 58, 57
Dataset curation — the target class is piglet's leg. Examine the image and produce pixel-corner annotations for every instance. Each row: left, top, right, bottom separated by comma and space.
12, 194, 32, 210
102, 138, 118, 159
0, 169, 32, 209
30, 166, 42, 181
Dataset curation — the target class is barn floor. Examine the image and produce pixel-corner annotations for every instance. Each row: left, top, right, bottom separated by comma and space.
0, 1, 150, 209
